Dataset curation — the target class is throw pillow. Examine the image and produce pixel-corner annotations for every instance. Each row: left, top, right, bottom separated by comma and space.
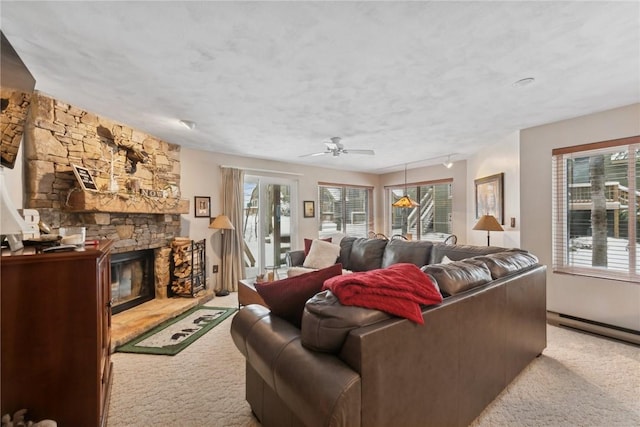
255, 263, 343, 327
287, 266, 318, 277
303, 239, 341, 269
304, 237, 332, 256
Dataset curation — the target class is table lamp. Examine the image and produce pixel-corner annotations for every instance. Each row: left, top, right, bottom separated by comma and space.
473, 214, 503, 246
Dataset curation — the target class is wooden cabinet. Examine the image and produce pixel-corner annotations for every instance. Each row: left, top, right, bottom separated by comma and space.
1, 240, 113, 426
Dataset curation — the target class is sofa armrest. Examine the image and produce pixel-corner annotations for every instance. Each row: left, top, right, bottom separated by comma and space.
285, 249, 306, 267
231, 304, 362, 427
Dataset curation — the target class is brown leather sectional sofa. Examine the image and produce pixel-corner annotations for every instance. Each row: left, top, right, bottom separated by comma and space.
231, 238, 547, 427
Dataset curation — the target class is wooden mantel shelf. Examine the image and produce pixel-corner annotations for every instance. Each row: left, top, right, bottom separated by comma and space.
65, 191, 190, 214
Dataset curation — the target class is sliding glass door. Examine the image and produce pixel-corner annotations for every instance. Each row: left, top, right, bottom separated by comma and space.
243, 175, 297, 278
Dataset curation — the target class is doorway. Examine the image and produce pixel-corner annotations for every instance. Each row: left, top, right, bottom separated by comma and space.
243, 175, 297, 279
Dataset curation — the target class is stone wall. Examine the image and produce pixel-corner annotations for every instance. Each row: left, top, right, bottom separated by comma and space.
1, 88, 32, 168
24, 91, 185, 253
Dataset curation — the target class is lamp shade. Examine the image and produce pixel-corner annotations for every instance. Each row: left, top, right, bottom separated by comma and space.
392, 195, 420, 208
209, 214, 235, 230
473, 215, 504, 232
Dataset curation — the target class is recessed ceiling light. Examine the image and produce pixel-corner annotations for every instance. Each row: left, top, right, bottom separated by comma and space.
179, 119, 196, 130
513, 77, 535, 87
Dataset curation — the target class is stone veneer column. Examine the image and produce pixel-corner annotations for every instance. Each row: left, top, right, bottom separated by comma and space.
154, 247, 172, 299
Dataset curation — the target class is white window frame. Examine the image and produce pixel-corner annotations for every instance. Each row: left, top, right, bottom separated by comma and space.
552, 136, 640, 283
318, 183, 373, 238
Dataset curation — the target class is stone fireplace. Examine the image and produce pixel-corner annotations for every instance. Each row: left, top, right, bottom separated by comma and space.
23, 92, 191, 307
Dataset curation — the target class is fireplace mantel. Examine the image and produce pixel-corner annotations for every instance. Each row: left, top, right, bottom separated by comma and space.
65, 191, 189, 214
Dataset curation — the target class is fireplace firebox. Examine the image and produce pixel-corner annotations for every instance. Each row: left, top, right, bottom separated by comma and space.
111, 249, 155, 314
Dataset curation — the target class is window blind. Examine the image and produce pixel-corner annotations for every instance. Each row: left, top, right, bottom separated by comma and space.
552, 136, 640, 282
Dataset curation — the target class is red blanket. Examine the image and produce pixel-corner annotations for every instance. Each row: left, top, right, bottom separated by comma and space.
322, 263, 443, 324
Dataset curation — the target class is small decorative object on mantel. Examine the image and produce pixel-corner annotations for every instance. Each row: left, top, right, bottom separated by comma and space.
71, 164, 98, 192
1, 409, 57, 427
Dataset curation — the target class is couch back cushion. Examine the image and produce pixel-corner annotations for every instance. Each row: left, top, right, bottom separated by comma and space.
381, 239, 433, 268
429, 243, 505, 264
301, 290, 391, 353
467, 250, 539, 279
421, 261, 492, 296
339, 236, 357, 270
348, 238, 388, 271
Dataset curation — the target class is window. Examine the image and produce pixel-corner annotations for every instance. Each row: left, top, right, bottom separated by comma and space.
552, 136, 639, 282
243, 175, 297, 277
387, 179, 453, 239
318, 184, 373, 238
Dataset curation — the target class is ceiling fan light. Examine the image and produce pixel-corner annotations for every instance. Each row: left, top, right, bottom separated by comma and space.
443, 155, 453, 168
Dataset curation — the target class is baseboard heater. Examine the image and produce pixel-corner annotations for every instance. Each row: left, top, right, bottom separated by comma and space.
547, 311, 640, 346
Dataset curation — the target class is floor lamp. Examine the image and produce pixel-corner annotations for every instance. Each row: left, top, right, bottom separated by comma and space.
473, 214, 504, 246
209, 214, 235, 297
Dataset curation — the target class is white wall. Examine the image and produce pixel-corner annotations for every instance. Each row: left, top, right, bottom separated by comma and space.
521, 103, 640, 331
466, 132, 521, 248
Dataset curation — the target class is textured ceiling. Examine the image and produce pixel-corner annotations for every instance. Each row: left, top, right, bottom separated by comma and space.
2, 1, 639, 173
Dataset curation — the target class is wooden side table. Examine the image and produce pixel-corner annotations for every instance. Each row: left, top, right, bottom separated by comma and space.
238, 278, 268, 308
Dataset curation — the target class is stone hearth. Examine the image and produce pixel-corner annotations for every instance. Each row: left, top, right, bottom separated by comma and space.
111, 288, 215, 351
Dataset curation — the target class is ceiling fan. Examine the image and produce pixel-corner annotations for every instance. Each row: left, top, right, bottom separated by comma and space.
300, 137, 375, 157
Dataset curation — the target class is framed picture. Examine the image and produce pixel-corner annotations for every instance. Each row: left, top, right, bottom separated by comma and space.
303, 200, 315, 218
72, 164, 98, 191
474, 173, 504, 224
194, 196, 211, 218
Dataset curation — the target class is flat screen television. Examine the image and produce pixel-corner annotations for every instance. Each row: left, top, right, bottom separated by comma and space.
1, 31, 36, 169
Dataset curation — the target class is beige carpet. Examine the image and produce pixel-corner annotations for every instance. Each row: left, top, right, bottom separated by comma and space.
107, 293, 640, 426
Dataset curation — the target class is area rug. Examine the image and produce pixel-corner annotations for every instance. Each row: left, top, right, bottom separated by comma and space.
116, 306, 236, 356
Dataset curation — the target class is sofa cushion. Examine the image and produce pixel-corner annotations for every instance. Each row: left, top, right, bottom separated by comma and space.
429, 243, 505, 264
421, 261, 492, 296
381, 239, 433, 268
304, 237, 331, 256
303, 239, 341, 269
348, 237, 388, 271
338, 236, 357, 270
468, 250, 538, 279
301, 290, 391, 353
254, 263, 343, 327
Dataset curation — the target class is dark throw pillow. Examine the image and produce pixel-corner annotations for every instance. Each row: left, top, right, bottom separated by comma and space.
254, 263, 343, 327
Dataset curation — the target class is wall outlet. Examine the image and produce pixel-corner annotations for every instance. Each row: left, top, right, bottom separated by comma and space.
212, 265, 219, 273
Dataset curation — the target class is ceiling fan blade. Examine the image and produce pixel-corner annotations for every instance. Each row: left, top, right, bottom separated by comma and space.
299, 151, 330, 157
345, 149, 375, 155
